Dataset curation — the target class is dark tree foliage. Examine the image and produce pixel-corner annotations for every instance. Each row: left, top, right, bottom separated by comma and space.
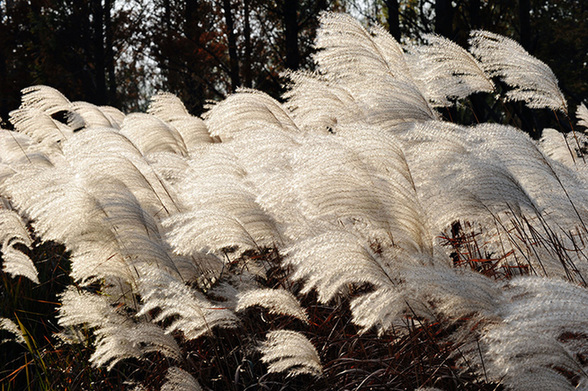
0, 0, 152, 120
531, 0, 588, 111
0, 0, 37, 124
0, 0, 586, 129
367, 0, 586, 135
146, 0, 333, 115
147, 0, 227, 115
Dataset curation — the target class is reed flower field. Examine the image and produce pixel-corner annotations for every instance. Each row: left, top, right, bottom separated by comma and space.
1, 13, 587, 391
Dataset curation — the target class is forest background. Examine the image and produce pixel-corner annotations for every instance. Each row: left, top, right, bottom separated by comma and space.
0, 0, 587, 136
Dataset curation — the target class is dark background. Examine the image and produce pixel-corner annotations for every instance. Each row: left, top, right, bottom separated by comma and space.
0, 0, 586, 133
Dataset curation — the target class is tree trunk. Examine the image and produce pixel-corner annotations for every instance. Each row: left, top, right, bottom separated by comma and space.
91, 0, 107, 105
164, 0, 171, 31
519, 0, 531, 50
104, 0, 116, 105
435, 0, 453, 38
222, 0, 241, 91
469, 0, 480, 29
243, 0, 252, 88
384, 0, 400, 42
283, 0, 300, 71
